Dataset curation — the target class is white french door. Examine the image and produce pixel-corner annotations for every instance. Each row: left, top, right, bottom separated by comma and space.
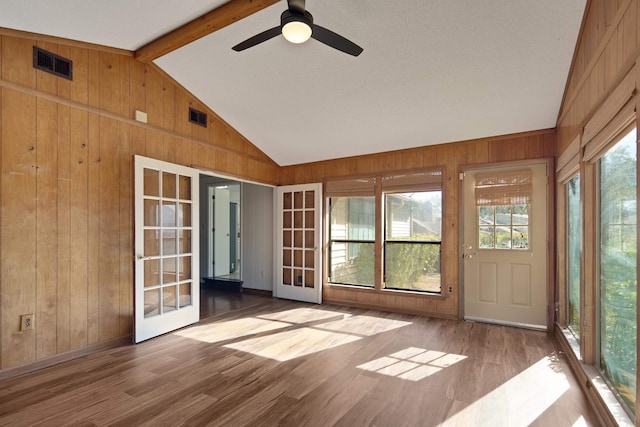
462, 163, 548, 329
275, 183, 323, 304
134, 156, 200, 343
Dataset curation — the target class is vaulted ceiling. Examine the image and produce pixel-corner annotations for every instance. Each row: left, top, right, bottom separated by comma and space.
0, 0, 586, 166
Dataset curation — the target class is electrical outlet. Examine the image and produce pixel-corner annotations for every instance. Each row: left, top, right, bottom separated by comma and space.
20, 314, 34, 331
448, 286, 453, 293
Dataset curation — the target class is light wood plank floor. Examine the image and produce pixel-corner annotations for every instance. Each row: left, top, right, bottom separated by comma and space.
0, 292, 599, 426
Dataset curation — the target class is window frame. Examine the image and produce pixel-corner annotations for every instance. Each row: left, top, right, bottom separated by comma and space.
327, 196, 376, 287
382, 190, 443, 294
594, 125, 638, 417
325, 169, 445, 295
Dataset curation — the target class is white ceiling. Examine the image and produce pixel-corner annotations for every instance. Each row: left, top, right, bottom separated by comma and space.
0, 0, 586, 166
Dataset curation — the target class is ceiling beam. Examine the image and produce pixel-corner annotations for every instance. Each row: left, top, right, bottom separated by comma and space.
135, 0, 280, 63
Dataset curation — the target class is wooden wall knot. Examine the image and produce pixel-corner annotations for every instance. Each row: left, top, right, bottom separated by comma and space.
28, 146, 35, 152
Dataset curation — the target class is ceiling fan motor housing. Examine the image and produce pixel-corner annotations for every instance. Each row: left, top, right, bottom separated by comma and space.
281, 9, 314, 33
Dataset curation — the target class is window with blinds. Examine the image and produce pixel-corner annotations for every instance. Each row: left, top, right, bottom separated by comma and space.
326, 169, 444, 293
475, 169, 532, 250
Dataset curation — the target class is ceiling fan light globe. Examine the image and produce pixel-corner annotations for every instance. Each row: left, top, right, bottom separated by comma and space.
282, 21, 312, 44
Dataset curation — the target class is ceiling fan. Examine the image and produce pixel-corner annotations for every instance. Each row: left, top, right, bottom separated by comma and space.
232, 0, 363, 57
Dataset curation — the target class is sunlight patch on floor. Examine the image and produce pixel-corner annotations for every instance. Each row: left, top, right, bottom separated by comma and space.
440, 356, 570, 426
180, 307, 413, 361
223, 327, 361, 362
257, 307, 347, 324
174, 317, 291, 343
357, 347, 467, 381
317, 315, 413, 336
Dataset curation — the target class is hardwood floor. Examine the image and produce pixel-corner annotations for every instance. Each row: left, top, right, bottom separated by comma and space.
0, 292, 599, 426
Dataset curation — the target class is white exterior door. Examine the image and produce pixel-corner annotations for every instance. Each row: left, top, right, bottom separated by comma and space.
462, 163, 548, 330
275, 184, 323, 303
134, 156, 200, 343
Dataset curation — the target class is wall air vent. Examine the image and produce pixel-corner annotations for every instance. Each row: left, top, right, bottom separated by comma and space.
189, 107, 208, 128
33, 46, 73, 80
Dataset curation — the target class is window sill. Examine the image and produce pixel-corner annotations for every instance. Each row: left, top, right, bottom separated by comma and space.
325, 282, 447, 299
558, 327, 634, 427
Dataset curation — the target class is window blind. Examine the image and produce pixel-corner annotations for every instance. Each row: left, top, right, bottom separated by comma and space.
557, 134, 580, 183
325, 177, 376, 197
475, 169, 533, 206
381, 169, 442, 192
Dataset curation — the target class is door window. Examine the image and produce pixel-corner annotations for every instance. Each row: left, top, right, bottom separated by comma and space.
478, 204, 529, 250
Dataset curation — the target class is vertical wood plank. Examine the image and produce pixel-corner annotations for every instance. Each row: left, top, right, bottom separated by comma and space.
70, 47, 89, 105
56, 103, 71, 353
99, 52, 121, 115
69, 107, 89, 349
87, 50, 100, 109
1, 36, 36, 88
130, 61, 146, 115
98, 116, 121, 341
163, 135, 176, 164
35, 97, 58, 359
119, 55, 130, 119
86, 113, 100, 345
145, 67, 164, 128
1, 89, 37, 368
145, 129, 164, 161
163, 79, 176, 132
118, 122, 132, 338
175, 138, 193, 168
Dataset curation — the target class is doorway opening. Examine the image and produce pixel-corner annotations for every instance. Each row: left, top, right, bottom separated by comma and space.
198, 175, 275, 318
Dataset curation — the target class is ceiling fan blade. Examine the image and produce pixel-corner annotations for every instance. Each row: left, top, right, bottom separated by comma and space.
232, 26, 281, 52
287, 0, 305, 14
311, 25, 363, 57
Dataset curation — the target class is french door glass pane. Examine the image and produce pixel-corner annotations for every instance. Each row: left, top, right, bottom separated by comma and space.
567, 174, 581, 338
599, 128, 637, 414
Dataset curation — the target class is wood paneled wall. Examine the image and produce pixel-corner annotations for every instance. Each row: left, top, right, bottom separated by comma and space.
557, 0, 639, 153
0, 30, 279, 370
281, 130, 556, 319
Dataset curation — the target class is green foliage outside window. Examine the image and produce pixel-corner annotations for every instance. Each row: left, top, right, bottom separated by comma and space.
567, 174, 581, 337
599, 129, 637, 414
385, 240, 441, 292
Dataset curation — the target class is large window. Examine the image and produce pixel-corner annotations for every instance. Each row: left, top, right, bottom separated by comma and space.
384, 191, 442, 292
598, 127, 637, 414
329, 197, 375, 287
567, 174, 581, 338
327, 170, 443, 293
